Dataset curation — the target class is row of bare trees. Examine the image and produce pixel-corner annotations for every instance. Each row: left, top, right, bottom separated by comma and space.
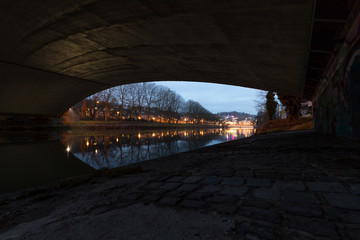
84, 83, 218, 123
114, 83, 185, 121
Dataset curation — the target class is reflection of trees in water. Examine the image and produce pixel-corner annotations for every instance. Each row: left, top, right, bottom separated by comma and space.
66, 128, 253, 169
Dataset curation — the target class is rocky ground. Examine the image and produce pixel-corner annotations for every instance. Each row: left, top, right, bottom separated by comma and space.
1, 130, 360, 239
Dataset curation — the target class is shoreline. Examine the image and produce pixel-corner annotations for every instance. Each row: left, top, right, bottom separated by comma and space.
1, 130, 360, 239
65, 121, 222, 130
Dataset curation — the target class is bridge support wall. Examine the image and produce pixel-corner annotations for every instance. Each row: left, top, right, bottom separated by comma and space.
313, 13, 360, 139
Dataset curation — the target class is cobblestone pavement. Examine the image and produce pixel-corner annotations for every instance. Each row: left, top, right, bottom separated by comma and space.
1, 130, 360, 239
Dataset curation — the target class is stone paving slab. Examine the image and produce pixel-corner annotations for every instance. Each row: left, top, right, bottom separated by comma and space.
323, 193, 360, 210
307, 181, 348, 193
252, 188, 281, 201
283, 190, 320, 204
246, 178, 272, 188
273, 180, 306, 191
221, 177, 245, 186
1, 130, 360, 239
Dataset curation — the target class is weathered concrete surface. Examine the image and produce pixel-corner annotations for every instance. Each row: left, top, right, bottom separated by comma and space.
1, 130, 360, 239
0, 0, 313, 116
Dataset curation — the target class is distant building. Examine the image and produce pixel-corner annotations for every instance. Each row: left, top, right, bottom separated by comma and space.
301, 101, 312, 116
280, 109, 287, 119
239, 119, 252, 126
224, 115, 237, 125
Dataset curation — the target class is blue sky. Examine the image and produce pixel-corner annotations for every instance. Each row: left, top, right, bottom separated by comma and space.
151, 81, 261, 115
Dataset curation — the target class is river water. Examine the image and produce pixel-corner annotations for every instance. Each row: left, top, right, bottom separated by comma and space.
0, 128, 253, 194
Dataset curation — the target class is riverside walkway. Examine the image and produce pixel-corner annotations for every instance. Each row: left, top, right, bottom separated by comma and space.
1, 130, 360, 239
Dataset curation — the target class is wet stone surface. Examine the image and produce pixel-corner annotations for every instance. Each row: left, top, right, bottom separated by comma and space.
1, 130, 360, 239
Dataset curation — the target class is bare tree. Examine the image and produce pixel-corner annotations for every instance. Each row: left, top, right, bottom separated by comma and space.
115, 85, 129, 119
127, 84, 137, 120
154, 86, 177, 121
154, 86, 168, 119
151, 86, 187, 123
185, 100, 211, 124
254, 90, 267, 114
88, 92, 102, 120
253, 90, 268, 127
144, 83, 158, 121
168, 92, 185, 123
135, 83, 146, 119
102, 88, 114, 121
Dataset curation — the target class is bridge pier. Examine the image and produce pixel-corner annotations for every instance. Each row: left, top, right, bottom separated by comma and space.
0, 114, 61, 131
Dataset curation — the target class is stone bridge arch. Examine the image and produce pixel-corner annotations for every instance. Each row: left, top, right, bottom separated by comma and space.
1, 0, 360, 138
0, 0, 314, 117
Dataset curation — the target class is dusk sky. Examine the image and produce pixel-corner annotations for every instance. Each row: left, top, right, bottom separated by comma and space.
151, 81, 262, 115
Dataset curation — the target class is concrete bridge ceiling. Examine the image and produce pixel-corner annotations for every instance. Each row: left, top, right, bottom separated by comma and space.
0, 0, 314, 117
303, 0, 360, 99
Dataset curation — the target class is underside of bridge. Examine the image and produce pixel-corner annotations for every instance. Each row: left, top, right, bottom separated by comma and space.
0, 0, 359, 138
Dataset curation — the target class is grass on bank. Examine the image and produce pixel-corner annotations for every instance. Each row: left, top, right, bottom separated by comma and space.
256, 117, 313, 135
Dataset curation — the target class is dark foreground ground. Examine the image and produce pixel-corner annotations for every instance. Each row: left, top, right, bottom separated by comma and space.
1, 130, 360, 240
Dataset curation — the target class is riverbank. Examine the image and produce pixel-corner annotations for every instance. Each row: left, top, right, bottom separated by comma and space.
256, 116, 313, 134
1, 130, 360, 239
66, 120, 221, 131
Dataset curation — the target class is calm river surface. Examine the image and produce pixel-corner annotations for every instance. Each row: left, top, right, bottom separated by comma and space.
62, 128, 253, 169
0, 128, 253, 193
